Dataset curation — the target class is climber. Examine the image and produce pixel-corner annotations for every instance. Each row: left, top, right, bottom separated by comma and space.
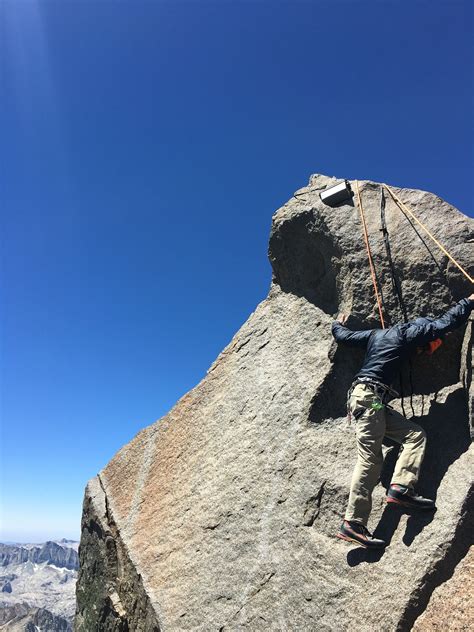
333, 294, 474, 549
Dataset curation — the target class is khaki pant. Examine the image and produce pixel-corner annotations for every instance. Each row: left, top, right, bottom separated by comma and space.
345, 383, 426, 526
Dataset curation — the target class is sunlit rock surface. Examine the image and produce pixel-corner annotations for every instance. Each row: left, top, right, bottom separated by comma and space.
75, 175, 473, 631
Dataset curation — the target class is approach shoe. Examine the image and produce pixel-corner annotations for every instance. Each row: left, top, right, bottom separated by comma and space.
336, 520, 386, 549
386, 484, 435, 510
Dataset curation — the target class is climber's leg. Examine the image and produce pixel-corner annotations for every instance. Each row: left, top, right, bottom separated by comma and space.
385, 409, 426, 488
384, 409, 435, 510
344, 384, 386, 527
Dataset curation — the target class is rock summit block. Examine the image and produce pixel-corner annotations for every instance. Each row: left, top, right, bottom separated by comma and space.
75, 175, 473, 631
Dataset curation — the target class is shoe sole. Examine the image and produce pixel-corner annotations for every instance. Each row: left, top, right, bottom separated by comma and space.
386, 496, 435, 510
336, 532, 368, 548
336, 532, 385, 550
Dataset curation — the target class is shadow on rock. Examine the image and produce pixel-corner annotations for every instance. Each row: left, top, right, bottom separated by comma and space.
403, 509, 438, 546
309, 344, 365, 422
346, 546, 384, 567
346, 505, 437, 567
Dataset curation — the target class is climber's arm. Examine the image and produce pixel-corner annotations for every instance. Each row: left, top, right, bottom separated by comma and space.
405, 296, 474, 347
331, 320, 373, 348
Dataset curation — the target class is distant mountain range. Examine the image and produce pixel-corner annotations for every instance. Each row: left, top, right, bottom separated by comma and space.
0, 602, 70, 631
0, 540, 79, 631
0, 540, 78, 571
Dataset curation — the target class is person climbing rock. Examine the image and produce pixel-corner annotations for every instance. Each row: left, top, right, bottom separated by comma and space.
333, 294, 474, 549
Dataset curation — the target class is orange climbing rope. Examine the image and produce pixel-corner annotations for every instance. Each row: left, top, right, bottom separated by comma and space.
383, 185, 474, 284
354, 181, 473, 329
355, 180, 386, 328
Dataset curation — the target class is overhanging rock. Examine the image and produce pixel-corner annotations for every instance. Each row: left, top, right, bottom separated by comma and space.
75, 175, 473, 631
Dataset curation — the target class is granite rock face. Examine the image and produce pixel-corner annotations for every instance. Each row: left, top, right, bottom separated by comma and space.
412, 546, 473, 631
75, 175, 473, 631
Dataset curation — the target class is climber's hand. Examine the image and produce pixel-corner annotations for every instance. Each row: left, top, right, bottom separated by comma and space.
468, 293, 474, 301
337, 313, 348, 325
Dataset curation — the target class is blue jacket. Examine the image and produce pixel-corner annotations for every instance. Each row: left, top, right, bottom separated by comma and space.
331, 298, 473, 387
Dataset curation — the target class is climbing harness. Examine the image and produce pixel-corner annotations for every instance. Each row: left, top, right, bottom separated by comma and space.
346, 377, 399, 423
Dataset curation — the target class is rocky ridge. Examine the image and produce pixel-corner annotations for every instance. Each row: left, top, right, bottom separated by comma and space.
0, 602, 71, 631
75, 175, 473, 631
0, 541, 78, 629
0, 542, 79, 572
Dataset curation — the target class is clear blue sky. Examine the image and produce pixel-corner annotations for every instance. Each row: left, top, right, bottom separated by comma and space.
1, 1, 473, 542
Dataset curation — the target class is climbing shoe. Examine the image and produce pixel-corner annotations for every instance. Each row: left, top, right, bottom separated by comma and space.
336, 520, 386, 549
386, 484, 435, 510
